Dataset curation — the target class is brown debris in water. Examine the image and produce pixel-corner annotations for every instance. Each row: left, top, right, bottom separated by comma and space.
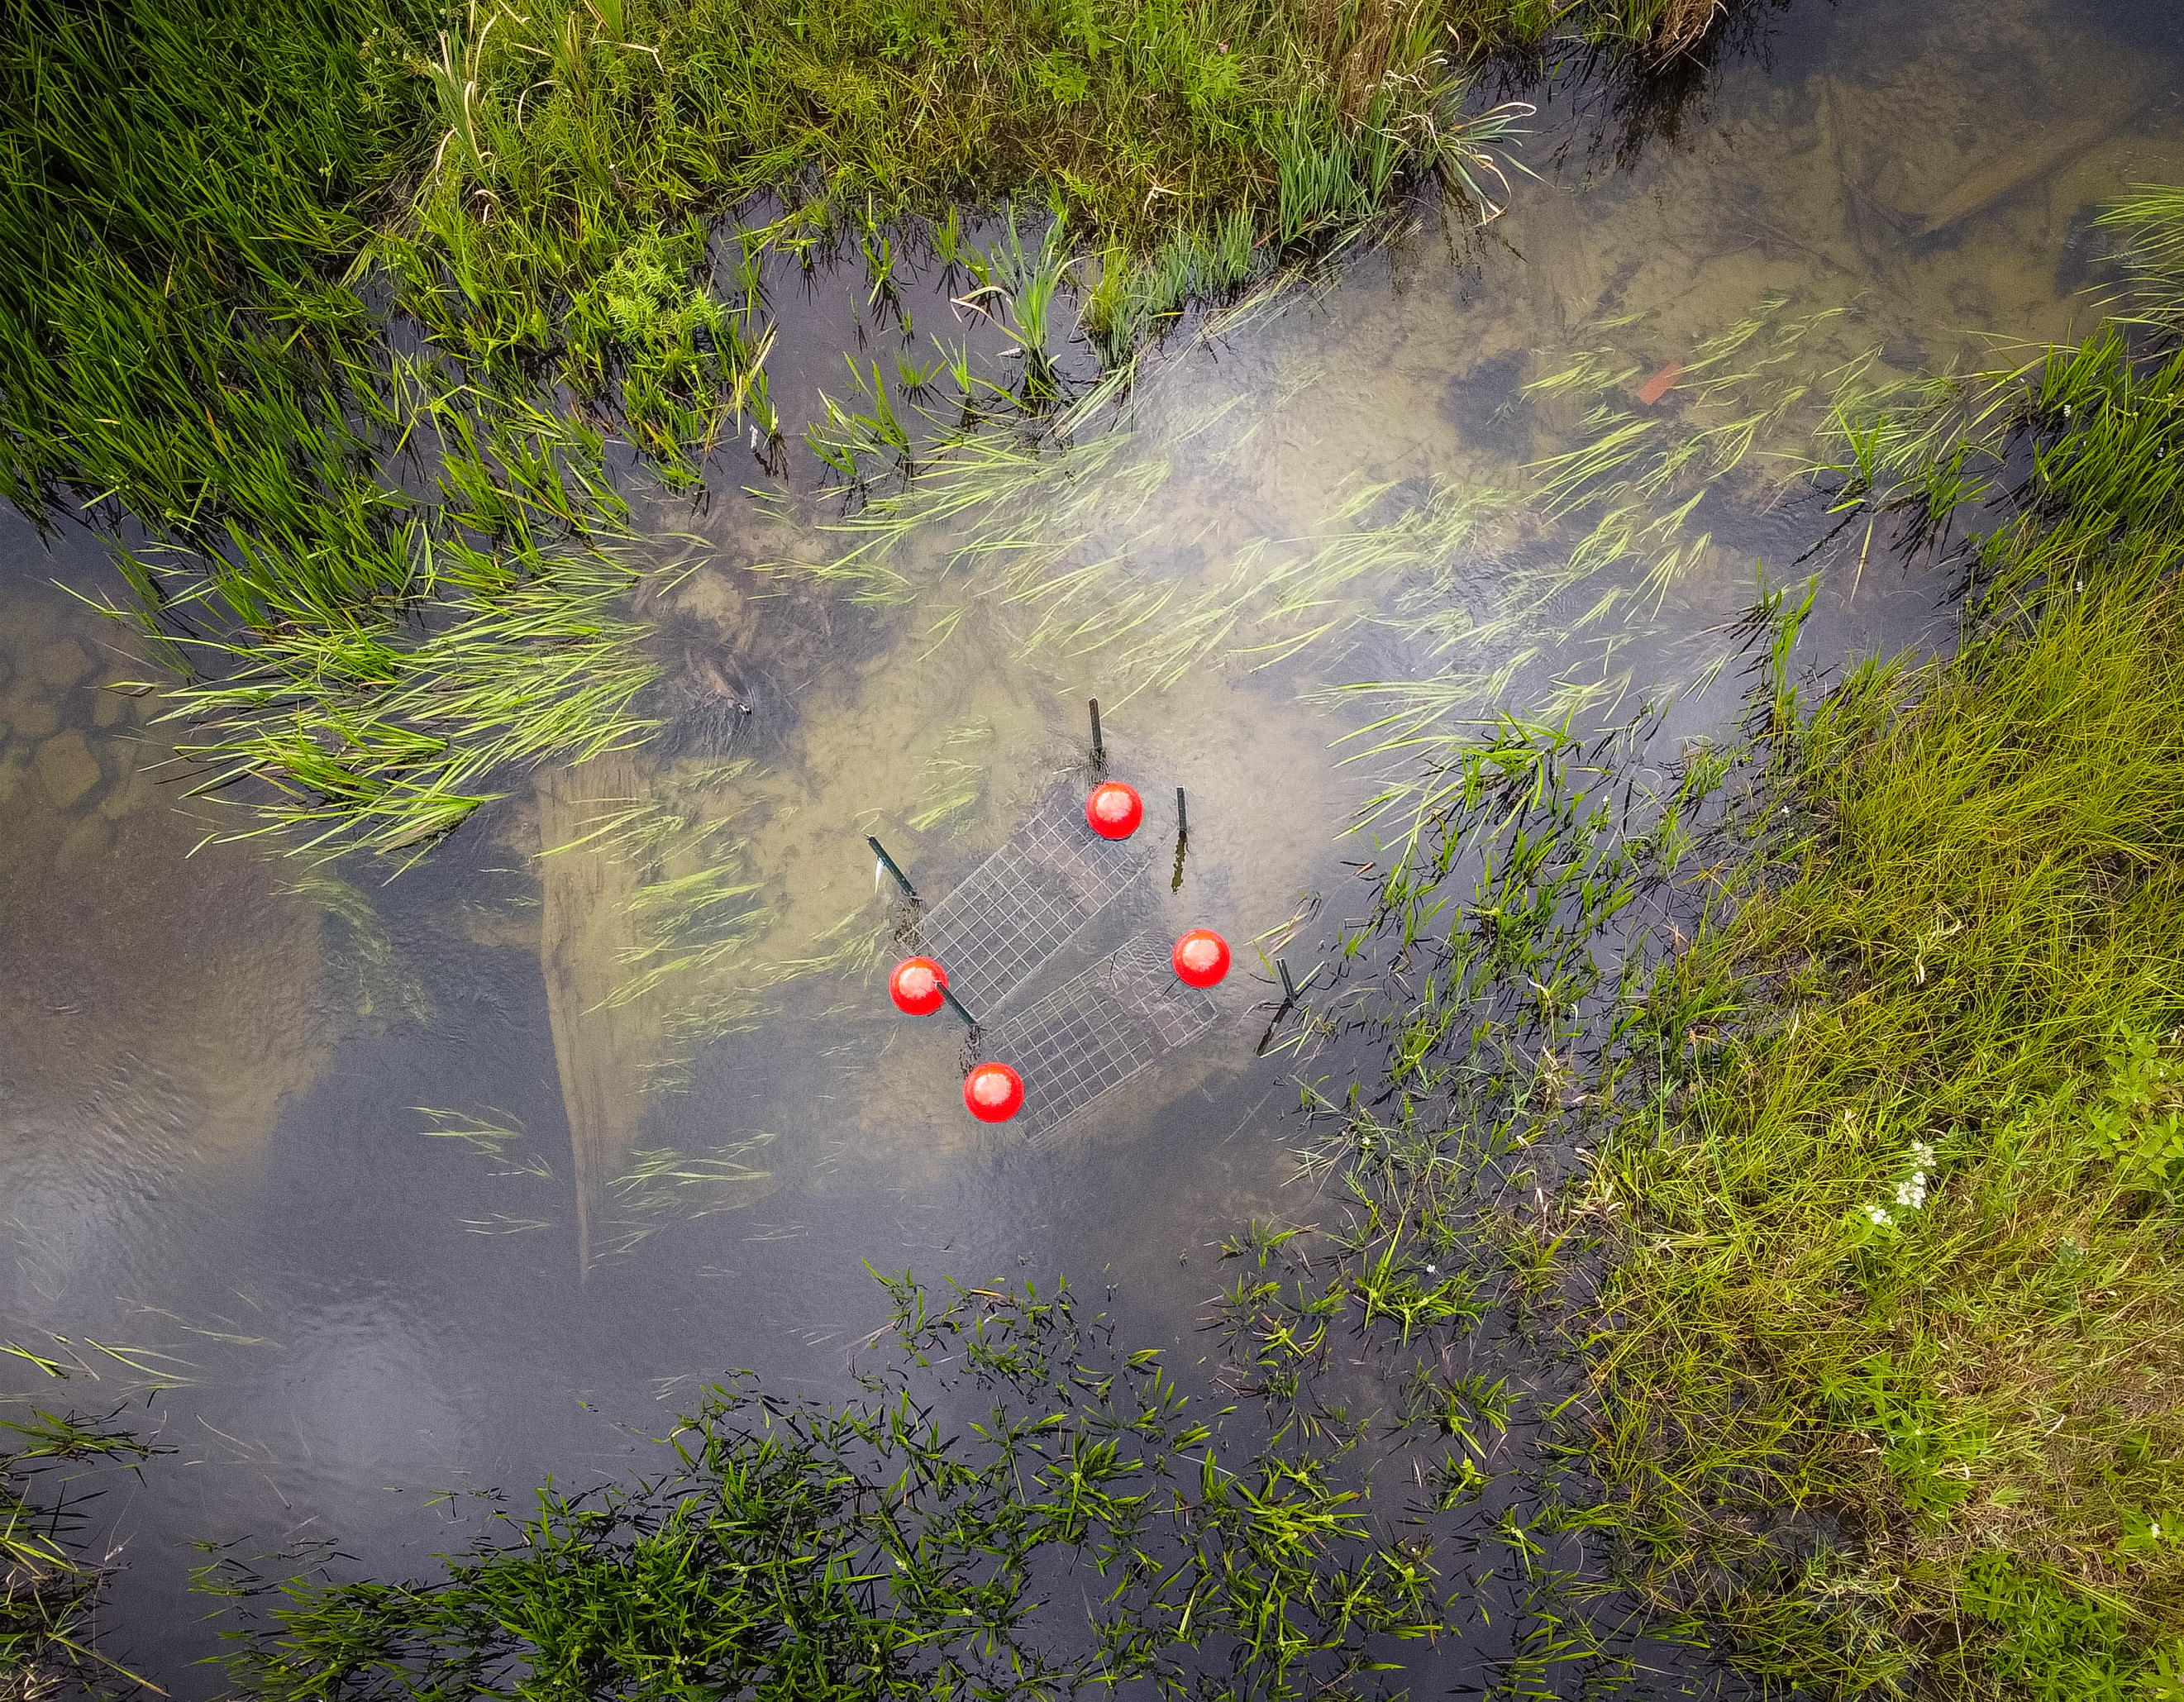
1635, 363, 1685, 405
1657, 0, 1723, 57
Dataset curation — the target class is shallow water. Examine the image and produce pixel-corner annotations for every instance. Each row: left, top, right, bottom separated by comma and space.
6, 0, 2184, 1688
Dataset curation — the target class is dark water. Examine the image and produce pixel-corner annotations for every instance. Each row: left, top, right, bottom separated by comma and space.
5, 0, 2182, 1689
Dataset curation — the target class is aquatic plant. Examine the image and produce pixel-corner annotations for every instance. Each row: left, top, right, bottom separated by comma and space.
145, 515, 670, 863
284, 875, 435, 1022
794, 382, 1513, 702
1, 1409, 165, 1698
211, 1274, 1455, 1701
597, 1135, 777, 1259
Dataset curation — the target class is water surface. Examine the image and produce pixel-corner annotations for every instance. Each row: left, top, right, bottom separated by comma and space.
5, 0, 2182, 1686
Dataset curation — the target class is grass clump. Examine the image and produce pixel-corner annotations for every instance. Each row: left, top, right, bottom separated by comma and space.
2, 1408, 162, 1698
0, 0, 424, 537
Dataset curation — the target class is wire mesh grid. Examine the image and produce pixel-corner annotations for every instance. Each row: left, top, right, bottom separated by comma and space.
988, 933, 1218, 1144
918, 792, 1147, 1015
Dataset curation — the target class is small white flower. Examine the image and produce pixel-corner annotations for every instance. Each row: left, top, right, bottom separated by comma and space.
1424, 1263, 1438, 1275
1867, 1205, 1893, 1227
1913, 1170, 1928, 1187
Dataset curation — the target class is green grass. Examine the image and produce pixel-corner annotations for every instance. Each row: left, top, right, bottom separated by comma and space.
1569, 563, 2184, 1695
1, 1408, 162, 1698
0, 0, 427, 538
2, 0, 1740, 861
1198, 187, 2184, 1697
207, 1275, 1453, 1701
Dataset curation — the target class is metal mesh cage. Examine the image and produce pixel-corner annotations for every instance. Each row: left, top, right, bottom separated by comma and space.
986, 932, 1218, 1143
917, 789, 1147, 1016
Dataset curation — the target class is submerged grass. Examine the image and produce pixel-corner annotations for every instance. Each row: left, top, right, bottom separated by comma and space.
794, 387, 1510, 703
207, 1275, 1458, 1701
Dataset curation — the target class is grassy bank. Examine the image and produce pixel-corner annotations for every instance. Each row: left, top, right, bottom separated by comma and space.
4, 0, 1731, 861
365, 0, 1689, 384
1570, 565, 2184, 1695
1537, 195, 2184, 1695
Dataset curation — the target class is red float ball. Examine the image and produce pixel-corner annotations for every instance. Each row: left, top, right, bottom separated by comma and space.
1086, 781, 1144, 839
964, 1061, 1025, 1123
1172, 928, 1231, 989
889, 956, 948, 1016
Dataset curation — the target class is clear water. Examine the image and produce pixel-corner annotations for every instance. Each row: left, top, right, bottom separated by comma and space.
5, 0, 2183, 1686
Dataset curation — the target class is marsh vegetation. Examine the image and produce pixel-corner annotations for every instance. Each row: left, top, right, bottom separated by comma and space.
1204, 186, 2184, 1696
2, 0, 1732, 862
0, 1409, 160, 1698
207, 1276, 1461, 1701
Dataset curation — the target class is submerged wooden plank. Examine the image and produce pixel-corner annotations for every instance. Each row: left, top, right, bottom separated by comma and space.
1915, 111, 2122, 236
536, 754, 651, 1276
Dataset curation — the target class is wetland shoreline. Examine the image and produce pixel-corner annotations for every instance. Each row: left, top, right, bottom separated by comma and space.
9, 1, 2184, 1697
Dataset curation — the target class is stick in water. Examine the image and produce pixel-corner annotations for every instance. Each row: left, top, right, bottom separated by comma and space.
1089, 698, 1104, 770
867, 834, 918, 902
1171, 787, 1189, 893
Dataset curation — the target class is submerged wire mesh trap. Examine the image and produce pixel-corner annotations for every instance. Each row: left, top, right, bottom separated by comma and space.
917, 789, 1147, 1015
986, 932, 1219, 1143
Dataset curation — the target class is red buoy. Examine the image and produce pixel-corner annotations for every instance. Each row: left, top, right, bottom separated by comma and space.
889, 956, 947, 1016
1172, 928, 1231, 988
1086, 781, 1143, 839
964, 1061, 1025, 1123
